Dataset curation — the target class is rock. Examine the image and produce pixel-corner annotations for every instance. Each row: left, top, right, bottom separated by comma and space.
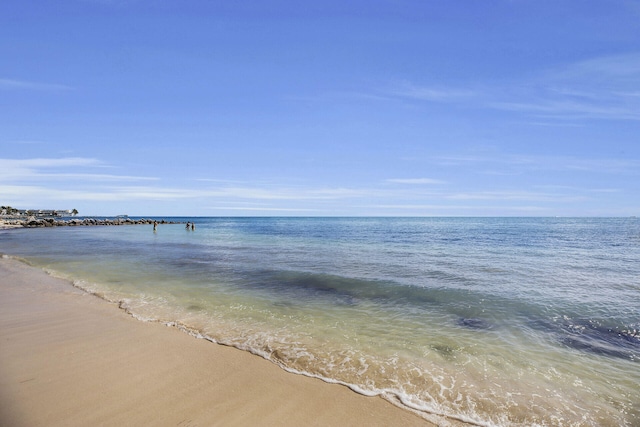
2, 217, 184, 228
458, 318, 493, 330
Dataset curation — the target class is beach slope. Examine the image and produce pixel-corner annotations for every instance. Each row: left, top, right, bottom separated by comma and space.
0, 257, 433, 427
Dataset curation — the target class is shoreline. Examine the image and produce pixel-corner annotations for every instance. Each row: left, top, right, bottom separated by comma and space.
0, 256, 442, 427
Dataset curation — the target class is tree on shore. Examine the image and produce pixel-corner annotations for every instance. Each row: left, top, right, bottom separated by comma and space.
71, 209, 78, 216
1, 206, 18, 215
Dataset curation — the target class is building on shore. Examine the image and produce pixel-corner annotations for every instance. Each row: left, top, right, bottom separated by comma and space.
1, 207, 77, 217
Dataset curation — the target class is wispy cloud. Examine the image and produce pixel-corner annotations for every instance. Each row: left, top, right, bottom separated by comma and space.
431, 153, 640, 175
386, 178, 446, 185
207, 206, 320, 212
77, 0, 142, 6
492, 53, 640, 121
555, 53, 640, 82
2, 157, 100, 167
386, 53, 640, 121
5, 140, 46, 145
0, 159, 379, 206
1, 155, 633, 216
369, 203, 551, 213
0, 78, 72, 91
534, 185, 622, 194
445, 190, 588, 203
0, 157, 100, 181
490, 99, 639, 121
36, 173, 159, 182
0, 158, 157, 182
385, 81, 476, 102
204, 186, 371, 201
0, 185, 206, 202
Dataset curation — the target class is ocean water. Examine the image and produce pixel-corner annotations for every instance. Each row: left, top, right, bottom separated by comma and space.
2, 217, 639, 426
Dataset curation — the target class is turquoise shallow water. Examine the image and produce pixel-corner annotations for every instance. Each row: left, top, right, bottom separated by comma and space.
2, 217, 639, 426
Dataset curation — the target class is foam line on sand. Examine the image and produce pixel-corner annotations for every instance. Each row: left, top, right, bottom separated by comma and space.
0, 256, 436, 426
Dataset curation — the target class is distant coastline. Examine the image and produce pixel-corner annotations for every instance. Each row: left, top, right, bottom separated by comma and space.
0, 206, 188, 229
0, 216, 182, 229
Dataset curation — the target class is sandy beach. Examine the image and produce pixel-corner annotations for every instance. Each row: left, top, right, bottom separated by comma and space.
0, 256, 436, 427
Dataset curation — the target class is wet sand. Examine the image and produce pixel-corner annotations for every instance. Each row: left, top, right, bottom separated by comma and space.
0, 256, 436, 427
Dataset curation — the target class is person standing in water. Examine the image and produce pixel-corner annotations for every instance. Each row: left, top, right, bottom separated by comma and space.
153, 220, 158, 232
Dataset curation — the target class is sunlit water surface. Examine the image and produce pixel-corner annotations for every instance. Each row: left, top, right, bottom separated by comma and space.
3, 217, 639, 426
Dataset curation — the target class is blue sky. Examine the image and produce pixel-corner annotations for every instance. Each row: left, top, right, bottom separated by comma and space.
2, 0, 639, 216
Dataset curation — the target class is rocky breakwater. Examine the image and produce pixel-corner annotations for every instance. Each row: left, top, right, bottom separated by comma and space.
8, 218, 181, 228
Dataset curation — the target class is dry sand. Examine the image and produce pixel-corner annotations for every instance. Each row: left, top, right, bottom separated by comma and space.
0, 256, 438, 427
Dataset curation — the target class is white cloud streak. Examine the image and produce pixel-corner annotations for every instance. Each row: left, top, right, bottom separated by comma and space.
387, 53, 640, 121
1, 155, 633, 216
209, 206, 320, 212
0, 158, 157, 182
0, 78, 72, 91
1, 157, 100, 168
497, 52, 640, 121
431, 153, 640, 175
386, 81, 476, 102
387, 178, 446, 185
445, 190, 588, 203
369, 204, 551, 213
